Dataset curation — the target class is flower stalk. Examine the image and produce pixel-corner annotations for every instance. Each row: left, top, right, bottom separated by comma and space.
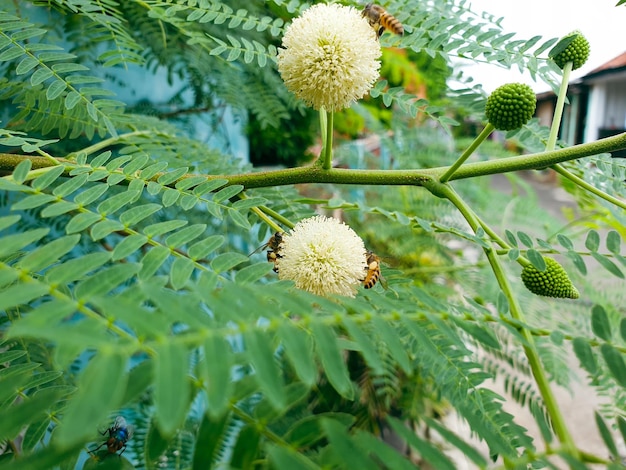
322, 109, 334, 170
546, 61, 573, 152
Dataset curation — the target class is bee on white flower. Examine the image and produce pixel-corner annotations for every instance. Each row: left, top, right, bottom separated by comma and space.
277, 3, 381, 111
275, 216, 368, 298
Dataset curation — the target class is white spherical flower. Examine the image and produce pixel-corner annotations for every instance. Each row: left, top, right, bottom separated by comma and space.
277, 3, 381, 111
276, 216, 367, 297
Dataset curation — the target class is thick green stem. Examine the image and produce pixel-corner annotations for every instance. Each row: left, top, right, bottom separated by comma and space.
2, 131, 626, 190
440, 184, 579, 456
547, 61, 573, 152
440, 123, 495, 183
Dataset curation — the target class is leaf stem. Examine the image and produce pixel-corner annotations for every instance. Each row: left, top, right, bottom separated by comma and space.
553, 164, 626, 211
440, 184, 579, 456
64, 130, 155, 160
440, 123, 494, 183
474, 213, 531, 267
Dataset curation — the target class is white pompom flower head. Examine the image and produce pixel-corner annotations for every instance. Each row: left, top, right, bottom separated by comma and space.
275, 215, 368, 298
277, 3, 381, 111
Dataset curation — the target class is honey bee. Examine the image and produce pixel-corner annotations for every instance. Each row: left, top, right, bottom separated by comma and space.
362, 251, 382, 289
362, 3, 404, 38
249, 231, 284, 272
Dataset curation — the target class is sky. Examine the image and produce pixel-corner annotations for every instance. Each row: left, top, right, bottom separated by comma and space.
461, 0, 626, 92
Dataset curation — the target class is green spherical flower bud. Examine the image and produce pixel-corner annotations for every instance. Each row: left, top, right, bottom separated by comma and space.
485, 83, 536, 131
551, 30, 590, 71
521, 257, 579, 299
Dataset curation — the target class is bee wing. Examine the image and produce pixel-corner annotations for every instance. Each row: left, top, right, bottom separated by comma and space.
126, 424, 135, 439
248, 242, 269, 257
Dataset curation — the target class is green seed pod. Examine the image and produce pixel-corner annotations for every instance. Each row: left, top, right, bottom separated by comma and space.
521, 257, 580, 299
485, 83, 537, 131
550, 30, 590, 71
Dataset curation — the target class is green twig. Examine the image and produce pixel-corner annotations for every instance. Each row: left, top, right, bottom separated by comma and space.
440, 123, 495, 183
257, 205, 295, 229
250, 206, 283, 233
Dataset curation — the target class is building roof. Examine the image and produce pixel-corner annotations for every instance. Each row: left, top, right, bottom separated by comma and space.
584, 51, 626, 79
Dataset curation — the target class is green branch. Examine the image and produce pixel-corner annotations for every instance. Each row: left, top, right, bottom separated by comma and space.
2, 131, 626, 189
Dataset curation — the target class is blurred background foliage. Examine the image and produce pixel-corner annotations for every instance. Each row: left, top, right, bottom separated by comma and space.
1, 0, 625, 469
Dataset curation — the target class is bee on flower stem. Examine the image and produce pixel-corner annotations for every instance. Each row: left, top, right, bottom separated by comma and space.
91, 416, 134, 457
249, 231, 284, 272
362, 3, 404, 38
362, 251, 382, 289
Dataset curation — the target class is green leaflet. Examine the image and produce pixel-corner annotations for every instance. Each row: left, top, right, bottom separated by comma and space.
31, 165, 66, 190
370, 315, 412, 374
112, 234, 148, 261
595, 411, 619, 460
11, 158, 31, 183
56, 350, 128, 445
154, 341, 191, 436
15, 234, 79, 272
90, 219, 124, 240
600, 344, 626, 388
341, 317, 384, 374
45, 251, 111, 284
143, 219, 188, 238
165, 223, 207, 249
170, 256, 195, 290
210, 252, 248, 273
245, 329, 285, 410
0, 387, 66, 442
321, 418, 379, 470
0, 281, 49, 311
96, 190, 140, 215
119, 202, 162, 226
74, 263, 140, 300
284, 412, 355, 448
266, 444, 320, 470
230, 425, 261, 469
591, 304, 612, 341
310, 322, 353, 399
234, 262, 273, 284
138, 246, 170, 279
192, 413, 231, 468
387, 417, 454, 470
203, 334, 234, 417
277, 322, 317, 387
0, 227, 49, 258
